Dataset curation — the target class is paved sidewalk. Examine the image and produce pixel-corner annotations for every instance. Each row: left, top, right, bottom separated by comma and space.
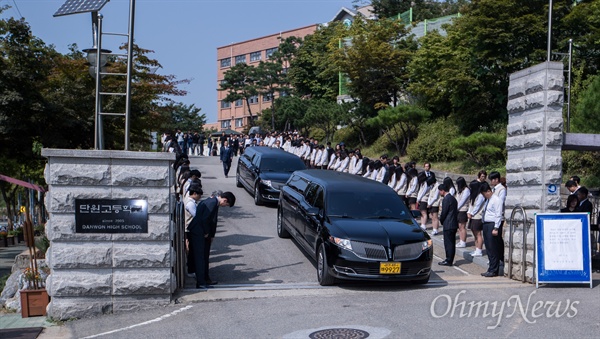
425, 225, 501, 274
0, 312, 54, 329
1, 244, 56, 330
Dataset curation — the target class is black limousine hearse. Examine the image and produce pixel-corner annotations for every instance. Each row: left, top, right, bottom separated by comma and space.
236, 146, 306, 205
277, 170, 433, 285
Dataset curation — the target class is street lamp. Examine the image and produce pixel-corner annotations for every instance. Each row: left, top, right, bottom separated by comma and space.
82, 47, 111, 78
54, 0, 136, 151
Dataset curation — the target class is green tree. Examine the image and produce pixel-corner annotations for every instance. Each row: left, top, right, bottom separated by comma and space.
255, 61, 285, 131
304, 99, 347, 142
0, 13, 59, 159
353, 0, 467, 21
274, 96, 310, 132
367, 104, 431, 155
559, 0, 600, 77
450, 132, 506, 168
408, 0, 567, 133
288, 24, 341, 100
220, 63, 259, 125
161, 102, 206, 133
572, 74, 600, 133
406, 118, 461, 162
98, 44, 189, 150
331, 17, 416, 113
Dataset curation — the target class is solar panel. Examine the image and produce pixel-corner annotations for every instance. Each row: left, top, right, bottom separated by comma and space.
53, 0, 110, 17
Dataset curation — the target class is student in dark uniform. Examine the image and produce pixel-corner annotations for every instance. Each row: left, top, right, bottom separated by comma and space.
438, 184, 458, 266
576, 186, 593, 214
187, 191, 236, 289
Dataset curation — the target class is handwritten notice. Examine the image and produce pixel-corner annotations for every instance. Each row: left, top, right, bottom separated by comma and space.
542, 219, 583, 271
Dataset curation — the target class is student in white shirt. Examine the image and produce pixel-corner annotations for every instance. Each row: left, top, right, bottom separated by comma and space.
394, 166, 408, 204
336, 151, 350, 172
427, 176, 441, 235
416, 172, 431, 231
455, 177, 470, 248
467, 180, 485, 257
362, 160, 375, 178
405, 168, 420, 210
328, 151, 339, 170
480, 182, 504, 277
351, 152, 364, 175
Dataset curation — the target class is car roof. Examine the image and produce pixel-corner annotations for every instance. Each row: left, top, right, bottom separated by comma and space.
245, 146, 300, 159
294, 170, 394, 193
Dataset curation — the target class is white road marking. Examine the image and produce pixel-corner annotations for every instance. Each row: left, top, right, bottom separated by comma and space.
81, 305, 194, 338
434, 254, 470, 276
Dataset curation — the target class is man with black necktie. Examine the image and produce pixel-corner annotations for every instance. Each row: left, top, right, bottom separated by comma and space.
438, 184, 458, 266
480, 182, 503, 277
187, 191, 236, 289
576, 186, 593, 214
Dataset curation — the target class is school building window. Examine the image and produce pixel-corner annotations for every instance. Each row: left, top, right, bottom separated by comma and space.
221, 120, 230, 129
235, 118, 244, 127
248, 95, 259, 104
220, 101, 231, 109
250, 51, 261, 62
220, 58, 231, 68
262, 94, 272, 102
235, 99, 243, 107
266, 47, 278, 59
235, 55, 246, 65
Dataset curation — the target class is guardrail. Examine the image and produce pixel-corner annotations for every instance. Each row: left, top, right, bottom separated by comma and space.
507, 206, 532, 283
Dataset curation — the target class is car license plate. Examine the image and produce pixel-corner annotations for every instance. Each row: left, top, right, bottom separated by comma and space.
380, 262, 401, 274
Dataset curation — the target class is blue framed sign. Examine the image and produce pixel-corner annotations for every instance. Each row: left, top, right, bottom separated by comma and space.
535, 213, 592, 288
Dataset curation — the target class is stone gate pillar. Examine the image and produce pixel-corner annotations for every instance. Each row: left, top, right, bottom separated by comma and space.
41, 149, 176, 319
504, 61, 564, 282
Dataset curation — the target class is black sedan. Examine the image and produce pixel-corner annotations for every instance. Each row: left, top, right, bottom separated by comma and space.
277, 170, 433, 285
236, 146, 306, 205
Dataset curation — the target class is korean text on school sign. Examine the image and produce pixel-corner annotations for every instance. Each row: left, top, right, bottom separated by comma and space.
75, 199, 148, 233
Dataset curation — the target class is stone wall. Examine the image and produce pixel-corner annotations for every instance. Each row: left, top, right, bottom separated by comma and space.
504, 62, 564, 282
41, 149, 176, 320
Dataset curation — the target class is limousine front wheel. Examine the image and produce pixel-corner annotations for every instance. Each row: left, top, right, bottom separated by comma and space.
236, 171, 243, 188
254, 185, 263, 205
277, 208, 290, 238
317, 243, 335, 286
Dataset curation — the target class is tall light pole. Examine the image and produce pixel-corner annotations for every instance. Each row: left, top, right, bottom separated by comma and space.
54, 0, 136, 151
82, 12, 111, 150
547, 0, 552, 62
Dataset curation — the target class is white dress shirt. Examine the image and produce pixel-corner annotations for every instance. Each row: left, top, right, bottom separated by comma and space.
483, 194, 503, 228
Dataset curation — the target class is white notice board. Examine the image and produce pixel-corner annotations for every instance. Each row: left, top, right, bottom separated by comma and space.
535, 213, 592, 288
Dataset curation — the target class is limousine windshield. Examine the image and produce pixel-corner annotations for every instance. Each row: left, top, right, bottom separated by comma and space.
260, 158, 306, 173
327, 190, 409, 219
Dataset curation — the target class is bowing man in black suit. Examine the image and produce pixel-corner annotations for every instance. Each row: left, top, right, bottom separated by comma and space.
187, 191, 236, 289
438, 184, 458, 266
575, 186, 594, 214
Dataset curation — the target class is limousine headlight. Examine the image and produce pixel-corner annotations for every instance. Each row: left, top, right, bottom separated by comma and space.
422, 239, 433, 251
330, 236, 352, 251
260, 179, 273, 188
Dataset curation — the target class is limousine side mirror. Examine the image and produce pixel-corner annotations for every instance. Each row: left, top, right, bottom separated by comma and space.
410, 210, 421, 219
307, 207, 323, 220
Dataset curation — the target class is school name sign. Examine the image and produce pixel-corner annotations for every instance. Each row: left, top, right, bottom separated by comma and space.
75, 199, 148, 233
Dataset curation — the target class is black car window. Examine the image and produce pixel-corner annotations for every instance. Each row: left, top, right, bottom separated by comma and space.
260, 157, 306, 173
251, 155, 261, 167
304, 183, 319, 205
326, 190, 408, 219
313, 186, 324, 209
287, 175, 309, 194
